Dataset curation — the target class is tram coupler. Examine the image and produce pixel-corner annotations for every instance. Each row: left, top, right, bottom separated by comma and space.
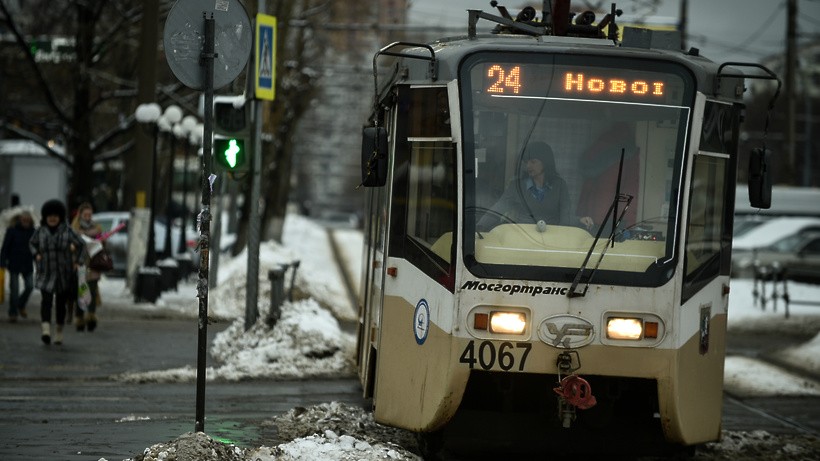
554, 350, 597, 428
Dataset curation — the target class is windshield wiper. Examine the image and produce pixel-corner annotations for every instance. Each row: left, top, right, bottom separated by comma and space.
568, 148, 634, 298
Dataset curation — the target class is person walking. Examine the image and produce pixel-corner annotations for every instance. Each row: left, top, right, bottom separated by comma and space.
0, 210, 36, 322
71, 202, 103, 331
29, 199, 85, 345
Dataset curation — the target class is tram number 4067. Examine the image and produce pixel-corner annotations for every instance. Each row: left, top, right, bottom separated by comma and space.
459, 340, 532, 371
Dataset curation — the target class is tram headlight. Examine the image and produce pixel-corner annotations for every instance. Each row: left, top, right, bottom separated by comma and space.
489, 311, 527, 335
606, 317, 643, 340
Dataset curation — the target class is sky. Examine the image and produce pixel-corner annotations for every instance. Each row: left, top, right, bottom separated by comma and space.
407, 0, 820, 66
80, 213, 820, 461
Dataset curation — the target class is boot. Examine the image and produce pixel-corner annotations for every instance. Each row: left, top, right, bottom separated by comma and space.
54, 325, 64, 345
41, 322, 51, 345
19, 308, 27, 319
86, 313, 97, 332
75, 312, 86, 331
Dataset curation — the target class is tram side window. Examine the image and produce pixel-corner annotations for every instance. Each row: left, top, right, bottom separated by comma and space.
682, 154, 728, 299
389, 87, 456, 291
682, 102, 738, 301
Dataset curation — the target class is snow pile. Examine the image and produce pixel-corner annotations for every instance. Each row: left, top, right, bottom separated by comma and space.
209, 299, 355, 380
696, 430, 820, 461
115, 298, 355, 383
124, 403, 422, 461
130, 431, 246, 461
723, 356, 820, 397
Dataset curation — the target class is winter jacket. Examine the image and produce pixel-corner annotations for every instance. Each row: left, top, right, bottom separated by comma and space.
72, 218, 104, 282
0, 222, 35, 274
29, 222, 85, 293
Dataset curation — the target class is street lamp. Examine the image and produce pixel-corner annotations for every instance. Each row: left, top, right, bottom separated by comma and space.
178, 115, 199, 256
160, 105, 182, 260
134, 102, 162, 268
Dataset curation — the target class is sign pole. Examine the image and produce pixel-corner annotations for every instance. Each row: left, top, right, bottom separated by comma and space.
163, 0, 251, 434
195, 12, 215, 434
246, 9, 275, 330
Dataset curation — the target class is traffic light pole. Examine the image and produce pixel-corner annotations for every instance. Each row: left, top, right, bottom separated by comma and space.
194, 12, 215, 434
245, 1, 267, 331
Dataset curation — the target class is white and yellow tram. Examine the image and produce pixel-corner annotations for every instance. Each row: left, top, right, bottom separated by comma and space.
356, 2, 778, 457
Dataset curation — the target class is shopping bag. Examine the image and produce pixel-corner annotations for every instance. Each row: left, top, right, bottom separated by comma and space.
0, 268, 5, 304
77, 267, 91, 312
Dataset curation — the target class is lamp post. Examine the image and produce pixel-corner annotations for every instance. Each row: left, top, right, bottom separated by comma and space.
161, 105, 182, 260
134, 102, 162, 268
178, 116, 199, 255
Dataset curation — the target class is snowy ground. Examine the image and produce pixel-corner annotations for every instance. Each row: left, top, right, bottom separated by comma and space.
89, 214, 820, 461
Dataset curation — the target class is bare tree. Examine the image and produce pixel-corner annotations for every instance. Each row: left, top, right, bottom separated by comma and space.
0, 0, 143, 210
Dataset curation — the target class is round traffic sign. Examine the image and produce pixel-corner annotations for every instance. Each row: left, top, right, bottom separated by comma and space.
163, 0, 252, 90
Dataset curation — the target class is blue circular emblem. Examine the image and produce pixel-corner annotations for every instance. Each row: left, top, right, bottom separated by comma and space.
413, 299, 430, 345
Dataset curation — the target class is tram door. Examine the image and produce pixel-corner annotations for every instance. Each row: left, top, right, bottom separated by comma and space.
358, 120, 394, 399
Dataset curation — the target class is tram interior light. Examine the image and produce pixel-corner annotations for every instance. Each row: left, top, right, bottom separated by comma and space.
606, 317, 643, 340
489, 311, 527, 335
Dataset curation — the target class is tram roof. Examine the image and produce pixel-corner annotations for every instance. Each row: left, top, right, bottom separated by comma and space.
382, 30, 749, 103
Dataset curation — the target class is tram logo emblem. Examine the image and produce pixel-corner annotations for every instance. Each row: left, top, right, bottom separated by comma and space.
538, 315, 594, 348
413, 299, 430, 345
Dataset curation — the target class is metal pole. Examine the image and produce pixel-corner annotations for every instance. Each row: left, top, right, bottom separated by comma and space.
164, 135, 176, 258
785, 0, 797, 183
178, 142, 190, 254
245, 0, 266, 330
145, 126, 159, 267
195, 12, 215, 435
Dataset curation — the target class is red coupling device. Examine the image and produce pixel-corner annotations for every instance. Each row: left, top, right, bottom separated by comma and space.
554, 375, 597, 409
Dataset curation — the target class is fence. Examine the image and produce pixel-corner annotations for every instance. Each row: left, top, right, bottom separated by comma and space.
751, 263, 820, 318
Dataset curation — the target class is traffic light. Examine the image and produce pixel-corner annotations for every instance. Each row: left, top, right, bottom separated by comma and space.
214, 137, 248, 173
213, 95, 250, 176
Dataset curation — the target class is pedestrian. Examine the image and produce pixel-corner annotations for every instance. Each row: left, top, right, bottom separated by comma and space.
71, 202, 103, 331
29, 199, 85, 345
0, 210, 36, 322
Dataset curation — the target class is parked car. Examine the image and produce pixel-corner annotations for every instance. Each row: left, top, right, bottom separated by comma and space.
732, 230, 820, 282
732, 217, 820, 251
93, 211, 196, 276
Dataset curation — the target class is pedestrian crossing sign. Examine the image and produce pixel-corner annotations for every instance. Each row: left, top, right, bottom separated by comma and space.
255, 14, 276, 101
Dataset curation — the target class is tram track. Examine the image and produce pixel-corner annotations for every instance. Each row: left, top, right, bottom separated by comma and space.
325, 227, 361, 333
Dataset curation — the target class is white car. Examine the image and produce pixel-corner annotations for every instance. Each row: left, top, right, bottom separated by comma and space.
93, 211, 196, 275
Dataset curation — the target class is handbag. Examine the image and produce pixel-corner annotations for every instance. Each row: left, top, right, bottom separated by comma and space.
86, 239, 113, 272
89, 248, 114, 272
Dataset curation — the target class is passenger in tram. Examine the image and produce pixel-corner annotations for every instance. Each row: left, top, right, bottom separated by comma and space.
478, 141, 590, 231
576, 123, 640, 233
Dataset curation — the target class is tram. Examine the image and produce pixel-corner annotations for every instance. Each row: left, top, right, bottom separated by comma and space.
356, 1, 779, 456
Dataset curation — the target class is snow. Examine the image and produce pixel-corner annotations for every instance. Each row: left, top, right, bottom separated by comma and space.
91, 213, 820, 461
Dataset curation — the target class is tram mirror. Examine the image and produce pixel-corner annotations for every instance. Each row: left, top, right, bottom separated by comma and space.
361, 126, 388, 187
748, 147, 772, 209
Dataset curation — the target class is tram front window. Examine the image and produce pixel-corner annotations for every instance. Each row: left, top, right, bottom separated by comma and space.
461, 54, 694, 287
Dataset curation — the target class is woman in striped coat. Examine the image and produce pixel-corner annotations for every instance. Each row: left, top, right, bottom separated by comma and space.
29, 199, 85, 345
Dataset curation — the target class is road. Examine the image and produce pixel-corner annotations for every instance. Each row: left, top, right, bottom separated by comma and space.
1, 291, 818, 460
0, 302, 366, 461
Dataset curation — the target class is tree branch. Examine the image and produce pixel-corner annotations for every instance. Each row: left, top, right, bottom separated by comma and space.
0, 0, 72, 124
0, 121, 73, 168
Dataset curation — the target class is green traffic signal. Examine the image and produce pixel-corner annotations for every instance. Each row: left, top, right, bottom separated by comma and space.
214, 137, 247, 172
224, 139, 241, 167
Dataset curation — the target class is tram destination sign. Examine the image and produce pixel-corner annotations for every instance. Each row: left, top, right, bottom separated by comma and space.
481, 62, 682, 104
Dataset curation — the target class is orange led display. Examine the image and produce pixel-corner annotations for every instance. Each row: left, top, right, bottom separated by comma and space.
482, 64, 669, 101
486, 65, 521, 94
564, 72, 664, 97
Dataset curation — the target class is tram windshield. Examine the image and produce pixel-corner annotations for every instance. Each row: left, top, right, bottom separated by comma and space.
460, 53, 695, 286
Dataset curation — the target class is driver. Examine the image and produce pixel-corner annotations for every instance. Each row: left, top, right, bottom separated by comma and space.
478, 142, 581, 231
